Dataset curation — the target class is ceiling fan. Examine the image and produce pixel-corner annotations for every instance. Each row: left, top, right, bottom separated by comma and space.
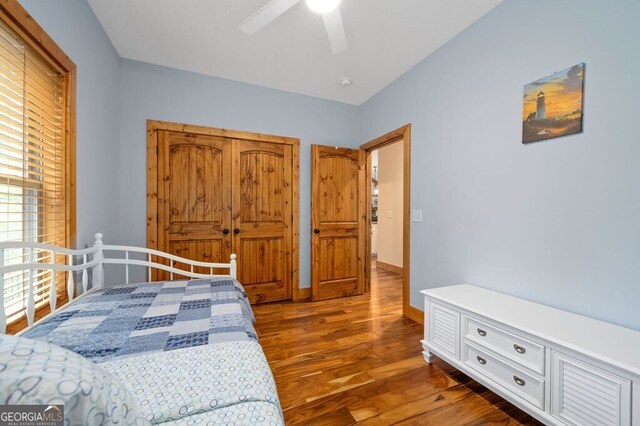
240, 0, 348, 54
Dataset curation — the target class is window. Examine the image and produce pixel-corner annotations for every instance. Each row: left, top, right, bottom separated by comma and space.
0, 2, 75, 331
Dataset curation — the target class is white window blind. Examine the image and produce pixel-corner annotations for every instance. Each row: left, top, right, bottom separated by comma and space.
0, 18, 67, 325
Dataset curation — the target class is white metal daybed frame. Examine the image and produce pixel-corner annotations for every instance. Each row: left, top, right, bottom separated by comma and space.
0, 233, 237, 334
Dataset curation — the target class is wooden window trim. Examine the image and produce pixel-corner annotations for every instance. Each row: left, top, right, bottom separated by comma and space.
0, 0, 76, 250
1, 0, 76, 334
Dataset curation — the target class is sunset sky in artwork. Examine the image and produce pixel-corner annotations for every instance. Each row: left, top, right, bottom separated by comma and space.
522, 64, 584, 120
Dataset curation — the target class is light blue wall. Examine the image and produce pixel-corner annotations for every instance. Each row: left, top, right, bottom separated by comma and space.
118, 59, 361, 287
360, 0, 640, 329
18, 0, 121, 248
17, 0, 640, 329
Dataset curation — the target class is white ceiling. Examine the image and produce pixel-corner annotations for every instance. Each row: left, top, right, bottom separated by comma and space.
87, 0, 503, 105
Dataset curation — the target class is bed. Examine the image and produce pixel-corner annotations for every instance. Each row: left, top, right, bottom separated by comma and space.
0, 233, 283, 425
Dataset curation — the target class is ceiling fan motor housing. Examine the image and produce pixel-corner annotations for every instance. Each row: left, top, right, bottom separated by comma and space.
306, 0, 342, 14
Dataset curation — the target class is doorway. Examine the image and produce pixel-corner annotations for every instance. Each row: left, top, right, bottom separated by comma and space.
361, 124, 420, 323
370, 144, 404, 275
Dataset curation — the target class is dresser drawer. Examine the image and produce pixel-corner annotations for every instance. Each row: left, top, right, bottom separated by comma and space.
464, 315, 545, 375
463, 342, 545, 410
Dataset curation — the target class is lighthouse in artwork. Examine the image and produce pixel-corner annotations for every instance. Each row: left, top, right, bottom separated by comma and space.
536, 91, 547, 120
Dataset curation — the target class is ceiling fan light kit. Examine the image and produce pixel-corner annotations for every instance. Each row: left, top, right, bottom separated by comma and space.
239, 0, 348, 54
305, 0, 342, 14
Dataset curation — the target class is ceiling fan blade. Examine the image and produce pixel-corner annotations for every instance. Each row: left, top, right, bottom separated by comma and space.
322, 7, 348, 54
239, 0, 302, 35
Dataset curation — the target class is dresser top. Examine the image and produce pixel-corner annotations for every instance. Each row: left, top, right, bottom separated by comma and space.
422, 284, 640, 377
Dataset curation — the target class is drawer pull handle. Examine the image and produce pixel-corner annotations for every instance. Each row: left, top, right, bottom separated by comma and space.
513, 344, 526, 354
477, 328, 487, 337
476, 356, 487, 365
513, 375, 526, 386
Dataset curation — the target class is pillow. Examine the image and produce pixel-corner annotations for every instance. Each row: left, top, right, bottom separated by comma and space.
0, 333, 149, 426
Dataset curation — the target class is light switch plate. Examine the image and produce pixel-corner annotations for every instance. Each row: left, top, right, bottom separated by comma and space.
411, 209, 423, 223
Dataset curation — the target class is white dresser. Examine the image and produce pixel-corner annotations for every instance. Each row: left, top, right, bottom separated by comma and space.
421, 284, 640, 426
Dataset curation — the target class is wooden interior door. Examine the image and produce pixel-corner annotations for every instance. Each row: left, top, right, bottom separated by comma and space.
157, 131, 232, 278
232, 139, 293, 303
311, 145, 366, 301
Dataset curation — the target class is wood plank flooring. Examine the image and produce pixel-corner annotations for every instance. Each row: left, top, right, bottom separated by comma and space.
252, 263, 543, 425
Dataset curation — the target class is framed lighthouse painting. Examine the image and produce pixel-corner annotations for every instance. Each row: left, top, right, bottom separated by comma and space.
522, 63, 585, 144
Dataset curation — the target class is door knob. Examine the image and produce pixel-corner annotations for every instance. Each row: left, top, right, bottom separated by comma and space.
313, 229, 320, 234
223, 229, 230, 235
233, 228, 240, 235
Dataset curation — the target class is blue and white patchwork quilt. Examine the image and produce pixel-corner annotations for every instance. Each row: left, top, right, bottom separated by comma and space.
20, 278, 284, 425
24, 278, 257, 363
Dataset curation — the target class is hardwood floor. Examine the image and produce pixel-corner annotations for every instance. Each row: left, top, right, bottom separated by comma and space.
252, 263, 543, 425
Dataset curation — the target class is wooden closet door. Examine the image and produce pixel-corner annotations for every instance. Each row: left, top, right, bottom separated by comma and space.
232, 139, 292, 303
157, 131, 232, 278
